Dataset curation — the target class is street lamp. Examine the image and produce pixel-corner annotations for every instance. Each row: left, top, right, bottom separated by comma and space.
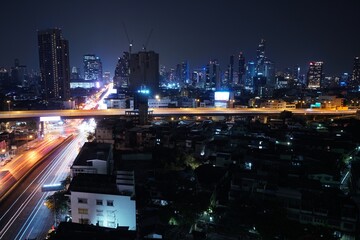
6, 100, 10, 111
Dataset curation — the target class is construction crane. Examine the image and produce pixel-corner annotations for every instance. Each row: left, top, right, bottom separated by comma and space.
142, 28, 153, 52
122, 21, 133, 56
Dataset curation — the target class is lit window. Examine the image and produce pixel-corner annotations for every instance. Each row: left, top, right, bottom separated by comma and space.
78, 208, 88, 214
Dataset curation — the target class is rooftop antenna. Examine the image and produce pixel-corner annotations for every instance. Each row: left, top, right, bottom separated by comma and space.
142, 28, 153, 52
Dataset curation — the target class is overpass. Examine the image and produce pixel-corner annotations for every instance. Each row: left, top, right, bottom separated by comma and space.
0, 108, 357, 121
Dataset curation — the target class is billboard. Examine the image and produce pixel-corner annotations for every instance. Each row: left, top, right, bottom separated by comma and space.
214, 91, 230, 101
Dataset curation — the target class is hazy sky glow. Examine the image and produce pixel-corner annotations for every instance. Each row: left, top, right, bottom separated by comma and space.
0, 0, 359, 76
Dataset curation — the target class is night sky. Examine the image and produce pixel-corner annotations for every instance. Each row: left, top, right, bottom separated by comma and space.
0, 0, 359, 76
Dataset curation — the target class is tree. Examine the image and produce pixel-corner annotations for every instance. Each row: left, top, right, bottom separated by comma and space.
44, 190, 69, 217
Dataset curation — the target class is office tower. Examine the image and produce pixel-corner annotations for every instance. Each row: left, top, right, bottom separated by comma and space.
350, 56, 360, 89
238, 52, 245, 86
205, 59, 220, 91
0, 68, 10, 89
229, 55, 234, 86
245, 61, 256, 89
306, 61, 323, 89
10, 59, 27, 86
340, 73, 349, 87
129, 51, 159, 95
264, 59, 275, 87
175, 61, 190, 86
71, 67, 81, 80
103, 71, 111, 83
256, 39, 266, 75
113, 52, 130, 89
83, 54, 103, 83
38, 28, 70, 100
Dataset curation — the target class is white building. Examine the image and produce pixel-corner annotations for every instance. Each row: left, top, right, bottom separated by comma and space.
68, 171, 136, 230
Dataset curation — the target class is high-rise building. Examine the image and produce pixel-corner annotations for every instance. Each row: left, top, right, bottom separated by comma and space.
129, 51, 159, 95
350, 56, 360, 89
306, 61, 323, 89
175, 61, 190, 86
256, 39, 266, 75
245, 61, 256, 89
205, 59, 220, 91
238, 52, 245, 86
113, 52, 130, 89
11, 59, 27, 86
38, 28, 70, 100
83, 54, 103, 83
229, 55, 234, 86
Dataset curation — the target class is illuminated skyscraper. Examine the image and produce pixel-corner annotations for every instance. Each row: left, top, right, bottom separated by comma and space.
83, 54, 103, 82
205, 59, 220, 91
38, 28, 70, 100
306, 61, 323, 89
129, 51, 159, 95
245, 61, 256, 89
238, 52, 245, 86
350, 56, 360, 89
256, 39, 266, 75
113, 52, 130, 89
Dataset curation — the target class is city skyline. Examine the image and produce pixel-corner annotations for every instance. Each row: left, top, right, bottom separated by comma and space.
0, 0, 359, 76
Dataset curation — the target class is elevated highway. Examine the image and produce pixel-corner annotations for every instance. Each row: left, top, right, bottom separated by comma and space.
0, 108, 357, 121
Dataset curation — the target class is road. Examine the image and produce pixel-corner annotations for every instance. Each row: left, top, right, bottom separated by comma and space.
0, 120, 87, 240
0, 107, 357, 120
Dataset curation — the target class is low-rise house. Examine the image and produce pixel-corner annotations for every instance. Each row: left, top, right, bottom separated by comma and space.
68, 171, 136, 230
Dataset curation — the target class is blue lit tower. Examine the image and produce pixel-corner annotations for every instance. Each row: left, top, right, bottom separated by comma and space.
38, 28, 70, 100
245, 61, 256, 89
83, 54, 103, 83
306, 61, 323, 89
350, 56, 360, 89
238, 52, 245, 86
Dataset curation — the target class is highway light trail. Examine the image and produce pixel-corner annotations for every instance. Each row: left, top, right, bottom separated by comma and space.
0, 135, 75, 239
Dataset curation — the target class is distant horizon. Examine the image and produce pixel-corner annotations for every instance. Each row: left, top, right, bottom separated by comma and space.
0, 0, 359, 77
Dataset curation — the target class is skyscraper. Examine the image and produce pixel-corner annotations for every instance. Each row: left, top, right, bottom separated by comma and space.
350, 56, 360, 89
256, 39, 266, 75
205, 59, 220, 91
83, 54, 103, 82
229, 55, 234, 86
129, 51, 159, 95
306, 61, 323, 89
38, 28, 70, 100
238, 52, 245, 86
113, 52, 130, 89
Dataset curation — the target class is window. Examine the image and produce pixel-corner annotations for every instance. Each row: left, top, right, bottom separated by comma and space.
96, 199, 103, 205
78, 208, 88, 214
96, 209, 104, 216
107, 200, 114, 206
79, 218, 89, 224
78, 198, 88, 204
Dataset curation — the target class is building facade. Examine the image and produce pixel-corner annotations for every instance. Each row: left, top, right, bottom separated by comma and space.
307, 61, 323, 89
83, 54, 103, 83
129, 51, 159, 95
69, 172, 136, 230
38, 28, 70, 100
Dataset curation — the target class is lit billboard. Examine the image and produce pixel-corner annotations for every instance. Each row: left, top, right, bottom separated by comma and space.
214, 91, 230, 101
